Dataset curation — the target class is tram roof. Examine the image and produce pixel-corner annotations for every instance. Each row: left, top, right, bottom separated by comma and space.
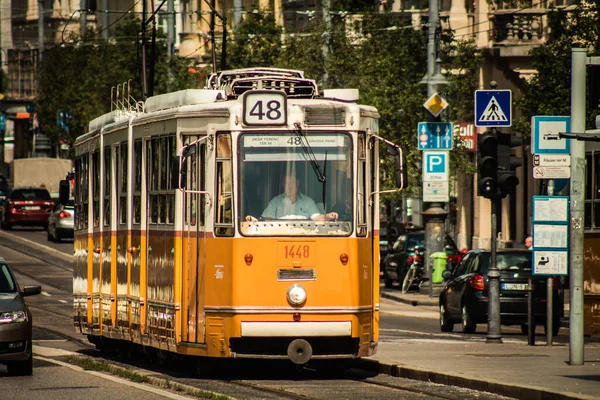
81, 69, 377, 138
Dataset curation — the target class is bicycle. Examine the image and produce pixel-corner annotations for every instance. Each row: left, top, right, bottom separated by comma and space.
401, 247, 426, 294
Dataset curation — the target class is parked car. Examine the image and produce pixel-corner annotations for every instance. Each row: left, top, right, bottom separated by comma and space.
0, 258, 42, 375
438, 249, 561, 335
382, 230, 461, 288
0, 186, 54, 230
47, 198, 74, 242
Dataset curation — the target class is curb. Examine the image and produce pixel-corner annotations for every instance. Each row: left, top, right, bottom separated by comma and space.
355, 359, 598, 400
380, 290, 438, 307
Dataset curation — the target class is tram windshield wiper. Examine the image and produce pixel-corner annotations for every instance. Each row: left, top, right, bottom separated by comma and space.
293, 122, 326, 183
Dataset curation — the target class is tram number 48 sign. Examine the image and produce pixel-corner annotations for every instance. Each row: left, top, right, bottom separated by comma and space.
243, 90, 287, 126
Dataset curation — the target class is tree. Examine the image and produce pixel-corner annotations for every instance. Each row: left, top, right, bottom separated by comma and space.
36, 16, 200, 152
227, 10, 283, 69
514, 1, 600, 140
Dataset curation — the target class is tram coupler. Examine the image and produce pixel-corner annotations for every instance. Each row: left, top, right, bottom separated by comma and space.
287, 339, 313, 365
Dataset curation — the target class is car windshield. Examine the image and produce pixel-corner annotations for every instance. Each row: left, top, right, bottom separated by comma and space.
480, 252, 532, 272
0, 263, 16, 292
11, 188, 51, 201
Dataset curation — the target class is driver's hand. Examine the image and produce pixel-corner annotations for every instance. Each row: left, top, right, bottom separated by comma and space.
245, 215, 258, 222
326, 212, 338, 221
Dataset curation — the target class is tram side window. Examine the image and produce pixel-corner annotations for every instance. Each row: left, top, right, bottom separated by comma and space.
215, 133, 233, 236
92, 151, 100, 228
119, 142, 128, 225
104, 146, 111, 227
148, 135, 176, 225
357, 133, 367, 237
168, 136, 176, 223
74, 156, 89, 230
593, 152, 600, 228
133, 140, 141, 224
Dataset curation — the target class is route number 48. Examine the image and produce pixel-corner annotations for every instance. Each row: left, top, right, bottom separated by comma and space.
243, 91, 287, 126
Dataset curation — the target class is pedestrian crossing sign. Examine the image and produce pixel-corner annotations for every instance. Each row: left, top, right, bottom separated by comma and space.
475, 90, 512, 127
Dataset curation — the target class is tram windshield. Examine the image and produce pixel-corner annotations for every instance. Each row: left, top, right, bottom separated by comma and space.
239, 132, 353, 236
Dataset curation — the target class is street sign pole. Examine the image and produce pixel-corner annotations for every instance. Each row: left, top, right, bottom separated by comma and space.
419, 0, 448, 298
487, 196, 502, 343
569, 48, 586, 365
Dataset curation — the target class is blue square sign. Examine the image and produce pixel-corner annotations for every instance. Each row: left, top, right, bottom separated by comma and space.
475, 90, 512, 127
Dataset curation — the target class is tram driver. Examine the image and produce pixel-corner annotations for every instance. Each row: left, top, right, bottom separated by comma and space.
245, 174, 338, 222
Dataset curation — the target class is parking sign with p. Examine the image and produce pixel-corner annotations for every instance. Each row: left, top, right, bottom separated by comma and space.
423, 151, 448, 181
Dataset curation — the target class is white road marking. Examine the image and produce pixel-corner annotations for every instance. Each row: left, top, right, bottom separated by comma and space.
41, 291, 51, 296
58, 299, 68, 303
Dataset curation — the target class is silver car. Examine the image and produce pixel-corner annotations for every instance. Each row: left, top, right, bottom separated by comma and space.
0, 259, 41, 375
46, 199, 74, 242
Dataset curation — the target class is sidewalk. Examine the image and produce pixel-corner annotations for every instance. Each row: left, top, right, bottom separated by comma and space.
366, 288, 600, 400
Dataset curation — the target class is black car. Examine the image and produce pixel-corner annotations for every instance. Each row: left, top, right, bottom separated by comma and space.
0, 258, 41, 375
382, 230, 460, 288
438, 249, 561, 335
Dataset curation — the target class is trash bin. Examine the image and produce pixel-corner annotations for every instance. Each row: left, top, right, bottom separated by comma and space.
431, 252, 448, 284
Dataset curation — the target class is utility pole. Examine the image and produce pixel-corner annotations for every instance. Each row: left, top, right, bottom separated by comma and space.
80, 0, 87, 36
102, 0, 109, 41
568, 48, 586, 365
321, 0, 331, 87
420, 0, 448, 295
38, 0, 44, 61
166, 0, 175, 92
167, 0, 175, 58
142, 1, 148, 100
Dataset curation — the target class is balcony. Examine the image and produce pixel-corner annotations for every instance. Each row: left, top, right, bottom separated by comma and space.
488, 0, 576, 57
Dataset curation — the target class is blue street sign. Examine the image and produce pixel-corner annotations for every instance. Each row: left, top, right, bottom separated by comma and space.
417, 122, 453, 150
475, 90, 511, 127
532, 116, 570, 154
0, 114, 5, 132
422, 151, 448, 182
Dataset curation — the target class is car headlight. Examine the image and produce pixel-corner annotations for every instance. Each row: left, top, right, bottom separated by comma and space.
0, 311, 28, 324
287, 284, 307, 306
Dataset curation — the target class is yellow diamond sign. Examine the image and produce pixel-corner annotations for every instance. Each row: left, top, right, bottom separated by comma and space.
423, 92, 449, 118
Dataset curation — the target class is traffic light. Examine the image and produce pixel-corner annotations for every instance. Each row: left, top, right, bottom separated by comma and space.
496, 132, 523, 198
477, 130, 498, 198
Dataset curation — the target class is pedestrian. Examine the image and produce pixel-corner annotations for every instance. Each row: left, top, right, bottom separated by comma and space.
525, 236, 532, 250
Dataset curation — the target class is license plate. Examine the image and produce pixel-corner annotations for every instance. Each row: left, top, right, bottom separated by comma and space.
502, 283, 527, 290
23, 206, 41, 211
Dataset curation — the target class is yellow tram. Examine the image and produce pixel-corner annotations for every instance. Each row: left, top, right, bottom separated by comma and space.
72, 68, 405, 364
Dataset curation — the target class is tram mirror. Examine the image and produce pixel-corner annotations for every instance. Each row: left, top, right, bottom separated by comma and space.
58, 180, 70, 204
171, 156, 187, 189
388, 146, 407, 190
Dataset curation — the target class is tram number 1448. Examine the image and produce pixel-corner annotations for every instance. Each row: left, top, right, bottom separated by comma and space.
284, 244, 310, 259
243, 91, 287, 126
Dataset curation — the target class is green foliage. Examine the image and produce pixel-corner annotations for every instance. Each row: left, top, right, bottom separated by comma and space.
514, 2, 600, 140
36, 16, 200, 152
227, 10, 283, 68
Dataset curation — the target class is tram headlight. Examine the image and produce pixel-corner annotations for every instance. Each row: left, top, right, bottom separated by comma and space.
287, 284, 307, 306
